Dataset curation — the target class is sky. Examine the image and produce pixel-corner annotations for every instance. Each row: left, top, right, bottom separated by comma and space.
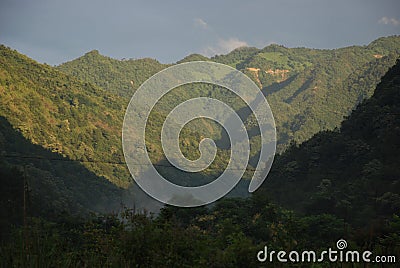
1, 0, 399, 65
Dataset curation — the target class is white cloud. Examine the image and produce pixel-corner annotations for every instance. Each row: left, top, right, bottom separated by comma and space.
378, 16, 400, 26
203, 37, 248, 56
194, 18, 208, 29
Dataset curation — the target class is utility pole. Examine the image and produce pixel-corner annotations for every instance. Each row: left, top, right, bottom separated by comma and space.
23, 165, 27, 229
23, 165, 29, 253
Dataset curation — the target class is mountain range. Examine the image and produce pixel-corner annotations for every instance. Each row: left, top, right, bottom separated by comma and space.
1, 40, 399, 266
58, 36, 400, 153
1, 36, 400, 217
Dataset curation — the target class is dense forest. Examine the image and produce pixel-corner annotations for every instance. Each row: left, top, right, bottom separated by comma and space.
59, 36, 400, 152
0, 37, 400, 266
2, 37, 400, 196
1, 57, 399, 267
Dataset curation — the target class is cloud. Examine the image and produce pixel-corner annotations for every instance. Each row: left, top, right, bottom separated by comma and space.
194, 18, 208, 29
378, 17, 400, 26
203, 37, 248, 56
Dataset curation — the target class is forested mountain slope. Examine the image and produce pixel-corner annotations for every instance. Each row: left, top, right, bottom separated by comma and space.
58, 36, 400, 152
259, 58, 400, 226
2, 37, 399, 220
0, 46, 238, 195
2, 60, 399, 266
57, 50, 168, 98
0, 45, 131, 186
0, 45, 134, 226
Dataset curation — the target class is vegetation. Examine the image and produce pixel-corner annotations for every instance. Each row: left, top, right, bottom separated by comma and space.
59, 36, 400, 152
5, 201, 398, 267
0, 45, 132, 186
1, 39, 400, 266
0, 45, 247, 189
57, 50, 168, 98
261, 59, 400, 226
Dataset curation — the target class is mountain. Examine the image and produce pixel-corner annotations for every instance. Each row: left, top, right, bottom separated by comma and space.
149, 58, 400, 264
2, 37, 400, 195
57, 50, 168, 98
0, 45, 139, 227
2, 60, 399, 266
0, 45, 131, 187
258, 58, 400, 226
58, 36, 400, 152
1, 37, 399, 220
0, 44, 243, 204
177, 53, 211, 63
0, 116, 124, 220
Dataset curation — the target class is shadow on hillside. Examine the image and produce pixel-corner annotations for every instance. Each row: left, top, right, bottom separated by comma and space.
122, 156, 252, 214
263, 73, 298, 96
0, 116, 128, 217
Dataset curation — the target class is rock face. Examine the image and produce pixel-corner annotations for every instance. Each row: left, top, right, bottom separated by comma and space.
265, 69, 289, 82
245, 67, 262, 87
245, 67, 290, 87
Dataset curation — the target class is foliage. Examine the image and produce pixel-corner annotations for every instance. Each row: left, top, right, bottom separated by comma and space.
1, 56, 400, 267
57, 50, 168, 98
1, 204, 399, 267
259, 59, 400, 228
0, 45, 131, 186
1, 39, 400, 266
58, 36, 400, 152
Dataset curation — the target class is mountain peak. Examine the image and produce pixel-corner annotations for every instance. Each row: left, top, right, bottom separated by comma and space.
85, 49, 100, 55
177, 53, 210, 63
81, 50, 106, 60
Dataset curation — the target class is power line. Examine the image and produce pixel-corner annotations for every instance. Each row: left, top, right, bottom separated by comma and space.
1, 153, 365, 175
3, 153, 126, 165
1, 153, 262, 172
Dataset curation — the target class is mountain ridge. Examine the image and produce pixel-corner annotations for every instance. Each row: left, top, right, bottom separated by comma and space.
58, 36, 400, 153
258, 58, 400, 225
1, 36, 400, 201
